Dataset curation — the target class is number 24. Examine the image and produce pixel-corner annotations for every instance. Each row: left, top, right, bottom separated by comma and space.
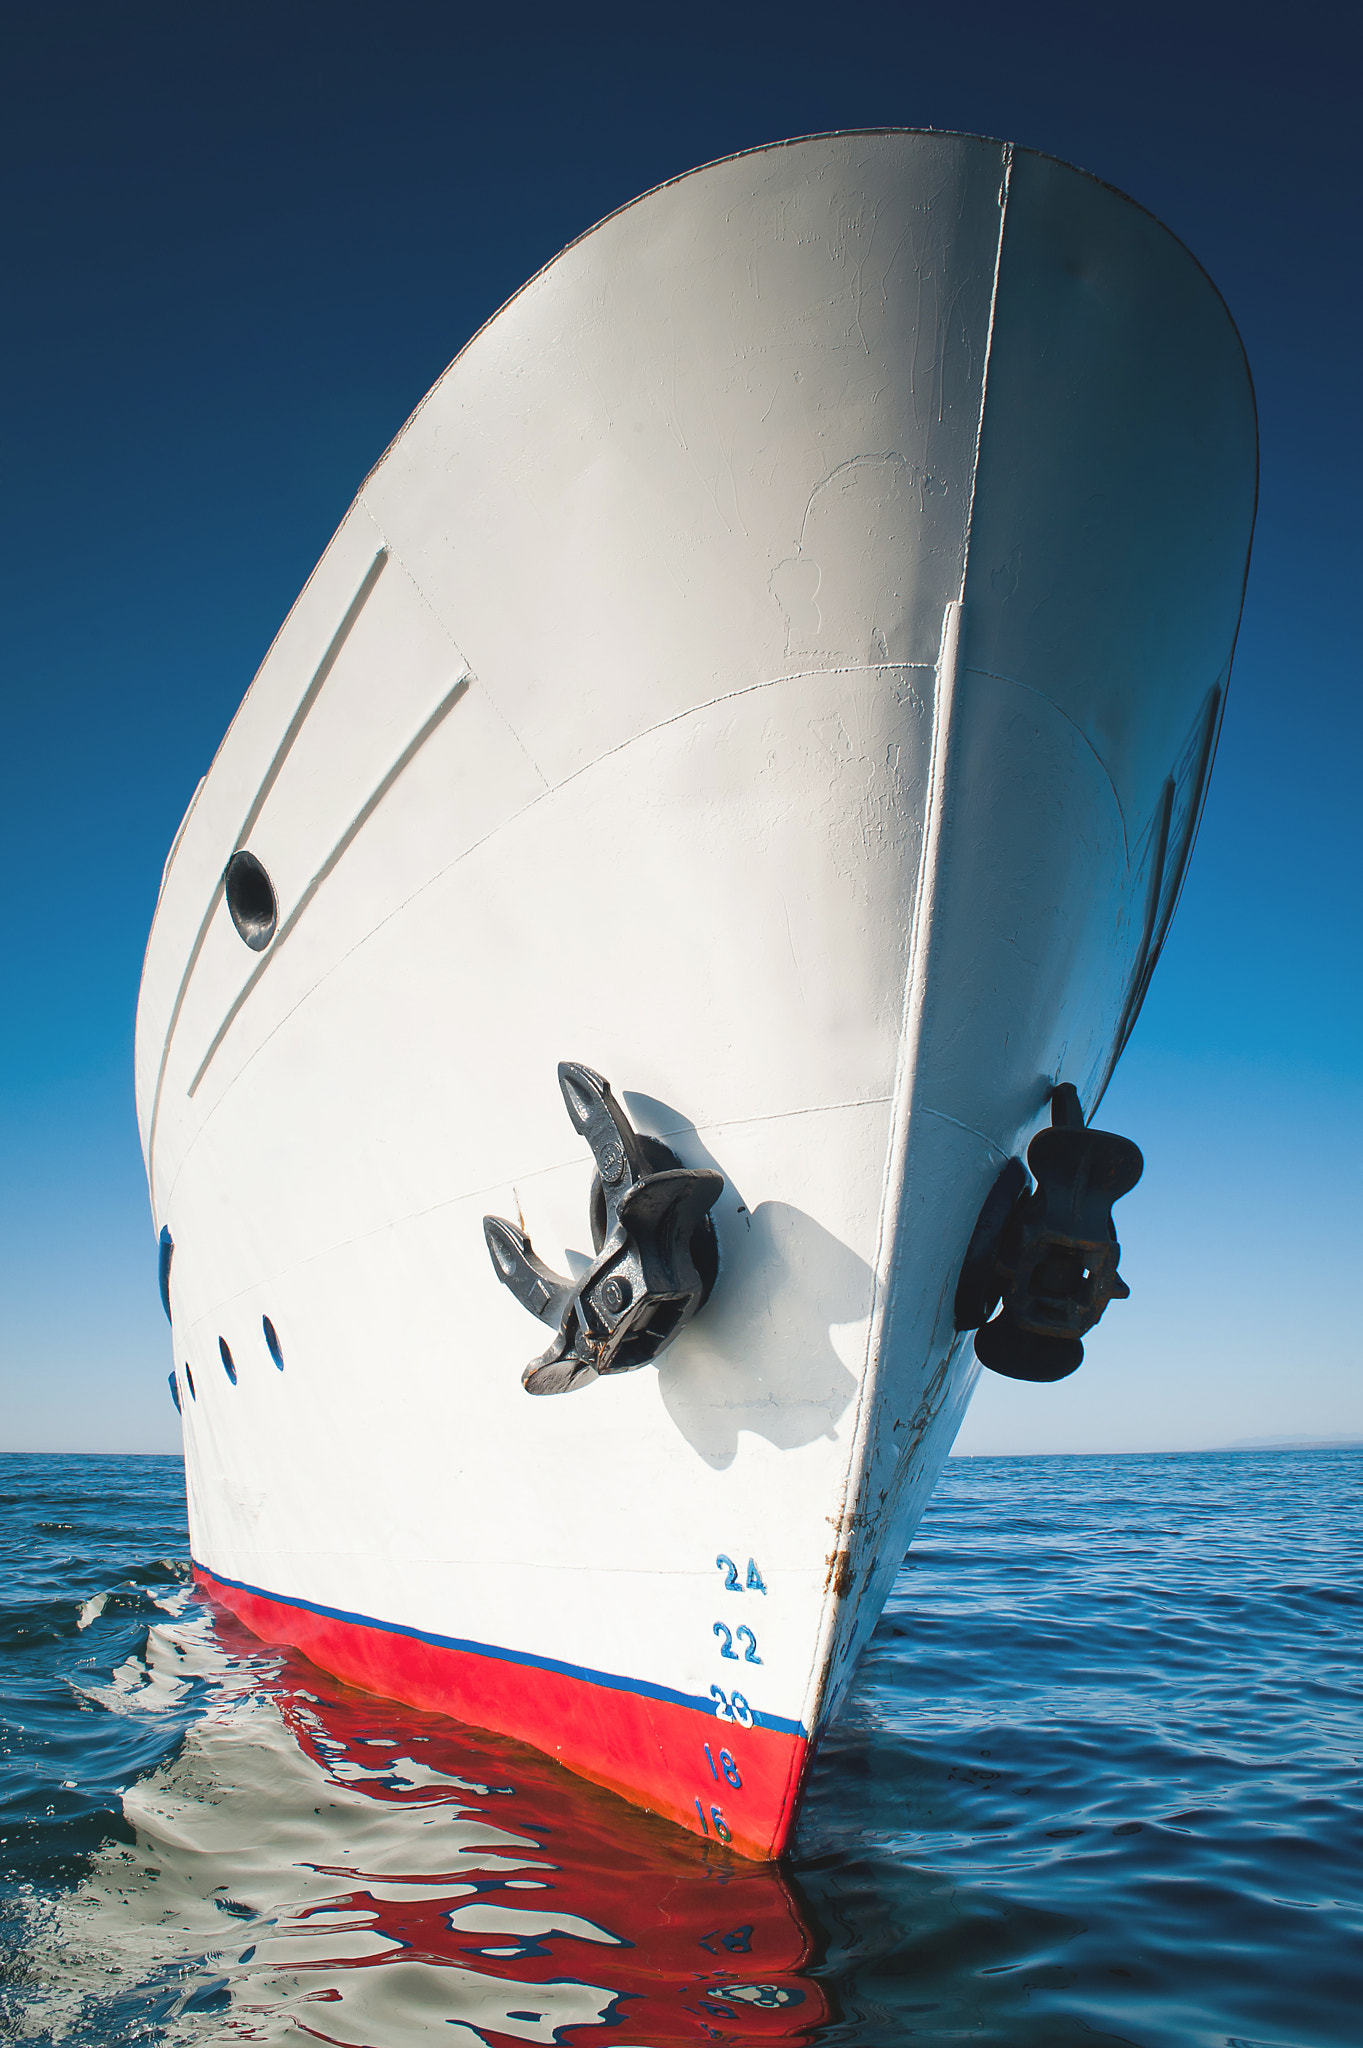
716, 1554, 767, 1594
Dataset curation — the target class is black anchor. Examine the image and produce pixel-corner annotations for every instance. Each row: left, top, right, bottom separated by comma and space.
483, 1063, 723, 1396
953, 1083, 1143, 1382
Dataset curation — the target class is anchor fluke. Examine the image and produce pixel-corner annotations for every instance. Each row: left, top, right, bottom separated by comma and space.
481, 1216, 572, 1329
484, 1063, 722, 1395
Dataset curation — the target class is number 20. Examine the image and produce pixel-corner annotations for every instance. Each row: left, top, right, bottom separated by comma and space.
710, 1685, 753, 1726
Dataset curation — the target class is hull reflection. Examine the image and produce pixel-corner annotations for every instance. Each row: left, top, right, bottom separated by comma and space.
116, 1602, 829, 2044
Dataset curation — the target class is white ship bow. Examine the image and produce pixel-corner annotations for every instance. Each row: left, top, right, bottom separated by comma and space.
136, 131, 1256, 1855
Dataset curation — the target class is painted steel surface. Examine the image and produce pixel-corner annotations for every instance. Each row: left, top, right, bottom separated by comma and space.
136, 131, 1256, 1857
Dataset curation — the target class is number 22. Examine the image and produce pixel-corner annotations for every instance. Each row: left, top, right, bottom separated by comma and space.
714, 1622, 762, 1664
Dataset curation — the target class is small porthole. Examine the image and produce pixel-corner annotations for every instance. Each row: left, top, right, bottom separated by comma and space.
185, 1363, 196, 1401
262, 1316, 285, 1371
223, 849, 277, 951
158, 1226, 174, 1321
168, 1372, 182, 1414
219, 1336, 238, 1385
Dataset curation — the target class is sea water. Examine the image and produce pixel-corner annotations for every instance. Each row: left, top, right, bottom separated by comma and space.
1, 1448, 1358, 2046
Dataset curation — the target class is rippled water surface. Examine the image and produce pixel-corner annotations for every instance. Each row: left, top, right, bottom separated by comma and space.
1, 1449, 1359, 2046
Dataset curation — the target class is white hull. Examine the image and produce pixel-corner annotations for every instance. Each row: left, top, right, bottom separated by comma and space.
136, 131, 1255, 1855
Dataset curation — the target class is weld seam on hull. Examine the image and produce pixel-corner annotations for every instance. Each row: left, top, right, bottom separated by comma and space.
147, 546, 390, 1197
187, 672, 470, 1100
797, 596, 969, 1741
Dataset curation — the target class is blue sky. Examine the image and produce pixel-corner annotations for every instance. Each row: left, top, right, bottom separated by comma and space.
2, 1, 1358, 1455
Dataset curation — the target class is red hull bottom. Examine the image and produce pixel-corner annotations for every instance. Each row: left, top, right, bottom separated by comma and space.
193, 1564, 811, 1859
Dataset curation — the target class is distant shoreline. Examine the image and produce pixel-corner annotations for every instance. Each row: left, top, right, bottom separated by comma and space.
952, 1439, 1363, 1458
2, 1442, 1361, 1461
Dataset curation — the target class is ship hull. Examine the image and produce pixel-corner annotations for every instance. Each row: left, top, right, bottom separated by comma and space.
137, 131, 1256, 1857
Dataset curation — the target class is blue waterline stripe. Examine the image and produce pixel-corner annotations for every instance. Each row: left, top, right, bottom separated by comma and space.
192, 1559, 808, 1740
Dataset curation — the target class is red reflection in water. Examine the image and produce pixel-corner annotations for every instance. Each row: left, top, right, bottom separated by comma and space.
207, 1607, 829, 2047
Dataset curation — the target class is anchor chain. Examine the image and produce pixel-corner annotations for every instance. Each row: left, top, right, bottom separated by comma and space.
483, 1063, 723, 1396
954, 1083, 1143, 1382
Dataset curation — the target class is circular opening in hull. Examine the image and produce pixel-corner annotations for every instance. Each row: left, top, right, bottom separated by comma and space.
158, 1226, 173, 1321
224, 850, 277, 950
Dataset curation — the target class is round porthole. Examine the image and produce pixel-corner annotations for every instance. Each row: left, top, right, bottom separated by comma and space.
219, 1336, 238, 1385
158, 1226, 174, 1321
262, 1316, 285, 1371
185, 1363, 196, 1401
223, 849, 277, 951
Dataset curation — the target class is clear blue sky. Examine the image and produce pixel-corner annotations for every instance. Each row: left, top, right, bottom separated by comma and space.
2, 1, 1358, 1455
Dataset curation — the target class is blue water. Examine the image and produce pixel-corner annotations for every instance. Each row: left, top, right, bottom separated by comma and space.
1, 1450, 1359, 2046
